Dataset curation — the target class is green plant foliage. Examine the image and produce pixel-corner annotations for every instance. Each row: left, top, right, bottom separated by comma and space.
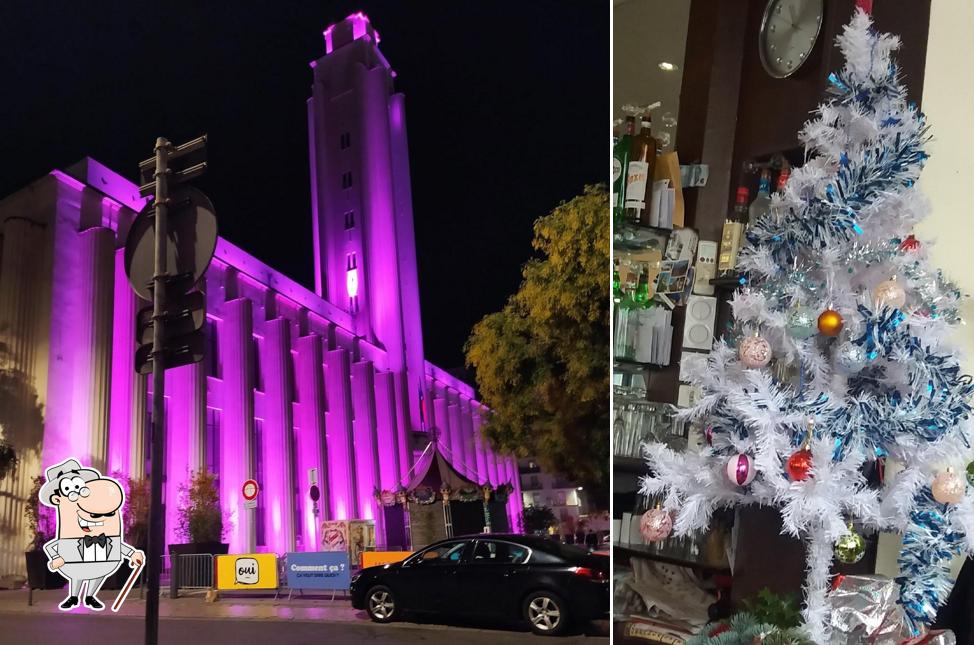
176, 470, 224, 544
124, 476, 151, 550
521, 505, 558, 534
685, 612, 814, 645
742, 588, 804, 630
465, 185, 609, 506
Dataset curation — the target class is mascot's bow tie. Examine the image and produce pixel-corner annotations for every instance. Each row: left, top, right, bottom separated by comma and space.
77, 533, 112, 560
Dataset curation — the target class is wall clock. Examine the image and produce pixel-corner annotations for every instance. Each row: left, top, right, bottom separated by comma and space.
759, 0, 824, 78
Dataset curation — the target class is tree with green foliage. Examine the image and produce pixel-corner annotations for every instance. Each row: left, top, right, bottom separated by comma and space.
521, 505, 558, 535
466, 185, 609, 506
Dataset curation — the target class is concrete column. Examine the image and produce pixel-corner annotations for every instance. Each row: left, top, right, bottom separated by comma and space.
325, 348, 356, 519
433, 390, 450, 458
78, 227, 115, 472
447, 403, 464, 476
108, 248, 140, 476
265, 318, 296, 553
472, 409, 488, 485
351, 361, 379, 522
510, 458, 525, 533
129, 374, 147, 479
487, 445, 500, 487
165, 361, 205, 545
296, 334, 328, 549
373, 371, 401, 490
506, 457, 523, 533
221, 298, 254, 553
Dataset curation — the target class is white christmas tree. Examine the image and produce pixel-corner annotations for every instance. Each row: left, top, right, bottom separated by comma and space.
641, 10, 974, 643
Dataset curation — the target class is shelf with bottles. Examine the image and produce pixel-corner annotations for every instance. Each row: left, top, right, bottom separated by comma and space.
613, 104, 685, 242
717, 151, 805, 279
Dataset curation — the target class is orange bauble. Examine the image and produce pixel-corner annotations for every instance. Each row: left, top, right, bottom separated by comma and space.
787, 448, 814, 481
817, 309, 844, 336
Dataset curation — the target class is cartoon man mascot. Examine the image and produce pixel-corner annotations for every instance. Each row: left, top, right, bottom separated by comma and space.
40, 458, 145, 610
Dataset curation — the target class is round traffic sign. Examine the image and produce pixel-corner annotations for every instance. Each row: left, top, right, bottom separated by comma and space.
242, 479, 259, 501
309, 484, 320, 502
124, 186, 218, 301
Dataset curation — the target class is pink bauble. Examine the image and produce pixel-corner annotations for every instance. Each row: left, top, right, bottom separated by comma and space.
726, 453, 756, 486
932, 469, 966, 504
873, 279, 906, 310
739, 335, 772, 369
640, 508, 673, 542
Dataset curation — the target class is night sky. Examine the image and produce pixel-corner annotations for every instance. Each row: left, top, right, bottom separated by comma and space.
0, 1, 608, 369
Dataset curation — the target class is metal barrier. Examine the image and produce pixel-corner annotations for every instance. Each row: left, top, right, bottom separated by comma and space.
162, 553, 214, 598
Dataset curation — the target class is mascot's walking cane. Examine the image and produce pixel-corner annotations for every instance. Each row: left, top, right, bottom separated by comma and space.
112, 559, 144, 612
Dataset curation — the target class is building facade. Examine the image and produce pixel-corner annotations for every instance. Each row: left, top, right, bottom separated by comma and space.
518, 458, 587, 535
0, 13, 522, 574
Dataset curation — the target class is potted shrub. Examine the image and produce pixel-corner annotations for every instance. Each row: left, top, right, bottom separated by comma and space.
170, 470, 228, 558
24, 474, 65, 590
101, 474, 150, 590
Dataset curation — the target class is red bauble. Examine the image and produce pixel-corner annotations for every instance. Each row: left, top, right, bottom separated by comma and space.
709, 624, 731, 637
787, 448, 814, 481
899, 234, 921, 252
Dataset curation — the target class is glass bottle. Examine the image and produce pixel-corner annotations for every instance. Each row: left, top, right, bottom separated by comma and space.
613, 117, 635, 227
747, 169, 772, 228
624, 113, 658, 225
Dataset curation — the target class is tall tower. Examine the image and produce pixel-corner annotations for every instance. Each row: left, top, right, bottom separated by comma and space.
307, 13, 427, 449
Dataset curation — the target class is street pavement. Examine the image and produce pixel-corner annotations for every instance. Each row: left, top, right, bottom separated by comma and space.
0, 589, 609, 644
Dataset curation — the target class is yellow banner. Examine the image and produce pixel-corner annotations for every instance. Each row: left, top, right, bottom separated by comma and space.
361, 551, 412, 568
215, 553, 279, 590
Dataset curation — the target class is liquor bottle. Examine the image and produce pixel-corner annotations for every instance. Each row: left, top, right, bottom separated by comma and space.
612, 265, 623, 304
775, 165, 791, 192
632, 270, 652, 308
747, 169, 771, 228
613, 117, 635, 226
732, 186, 749, 221
717, 188, 748, 275
624, 113, 658, 225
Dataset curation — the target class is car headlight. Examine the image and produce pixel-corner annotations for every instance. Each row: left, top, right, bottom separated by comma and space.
350, 573, 361, 584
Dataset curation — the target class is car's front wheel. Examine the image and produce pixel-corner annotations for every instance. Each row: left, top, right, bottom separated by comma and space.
523, 590, 569, 636
365, 585, 398, 623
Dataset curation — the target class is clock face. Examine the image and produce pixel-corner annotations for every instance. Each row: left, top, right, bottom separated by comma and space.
759, 0, 824, 78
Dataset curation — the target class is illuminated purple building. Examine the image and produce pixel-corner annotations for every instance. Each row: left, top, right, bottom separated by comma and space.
0, 13, 522, 572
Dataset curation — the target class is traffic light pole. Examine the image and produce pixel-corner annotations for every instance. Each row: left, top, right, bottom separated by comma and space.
145, 137, 170, 645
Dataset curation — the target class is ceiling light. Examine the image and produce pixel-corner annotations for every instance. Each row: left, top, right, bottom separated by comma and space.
658, 61, 678, 72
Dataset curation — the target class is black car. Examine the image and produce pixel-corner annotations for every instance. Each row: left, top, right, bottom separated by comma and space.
349, 534, 609, 636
